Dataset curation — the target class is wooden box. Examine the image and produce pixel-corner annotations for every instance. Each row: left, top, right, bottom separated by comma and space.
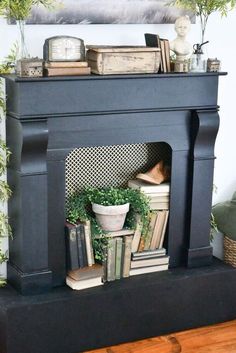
86, 46, 161, 75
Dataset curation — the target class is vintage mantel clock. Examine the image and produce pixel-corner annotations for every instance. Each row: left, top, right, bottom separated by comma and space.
43, 36, 85, 62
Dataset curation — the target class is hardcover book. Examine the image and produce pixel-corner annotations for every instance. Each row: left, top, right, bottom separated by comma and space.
65, 222, 79, 270
122, 235, 133, 278
129, 263, 169, 276
115, 237, 123, 280
131, 214, 142, 253
67, 263, 104, 291
44, 61, 89, 68
83, 220, 95, 267
68, 263, 103, 281
66, 276, 103, 291
132, 248, 166, 259
76, 224, 88, 268
150, 211, 166, 250
159, 211, 169, 249
44, 66, 91, 76
144, 211, 158, 250
128, 180, 170, 193
149, 201, 169, 210
106, 237, 116, 282
130, 255, 169, 268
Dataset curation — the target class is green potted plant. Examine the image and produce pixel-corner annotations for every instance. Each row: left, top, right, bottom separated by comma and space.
170, 0, 236, 43
66, 186, 150, 261
88, 188, 131, 232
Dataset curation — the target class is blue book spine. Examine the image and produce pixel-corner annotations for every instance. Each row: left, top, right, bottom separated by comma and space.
65, 223, 79, 271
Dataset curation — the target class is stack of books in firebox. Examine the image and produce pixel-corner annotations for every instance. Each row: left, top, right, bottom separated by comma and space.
65, 220, 95, 271
130, 248, 169, 276
102, 229, 135, 282
128, 179, 170, 210
43, 61, 91, 76
127, 179, 170, 275
65, 220, 104, 290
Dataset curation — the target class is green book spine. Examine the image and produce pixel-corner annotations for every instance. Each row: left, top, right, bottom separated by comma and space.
107, 238, 116, 282
115, 237, 123, 280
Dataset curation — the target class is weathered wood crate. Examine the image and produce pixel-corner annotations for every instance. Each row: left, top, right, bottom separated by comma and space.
86, 46, 161, 75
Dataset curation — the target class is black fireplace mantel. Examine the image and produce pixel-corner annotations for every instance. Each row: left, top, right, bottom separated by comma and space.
1, 72, 236, 353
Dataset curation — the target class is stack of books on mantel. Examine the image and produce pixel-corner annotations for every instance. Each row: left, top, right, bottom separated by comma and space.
43, 61, 91, 77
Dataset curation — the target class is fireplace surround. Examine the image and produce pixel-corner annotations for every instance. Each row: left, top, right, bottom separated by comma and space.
1, 72, 236, 353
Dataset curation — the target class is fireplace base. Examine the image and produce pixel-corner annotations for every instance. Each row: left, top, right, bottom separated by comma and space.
1, 259, 236, 353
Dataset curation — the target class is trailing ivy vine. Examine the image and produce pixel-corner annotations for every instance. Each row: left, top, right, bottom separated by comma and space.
0, 51, 15, 286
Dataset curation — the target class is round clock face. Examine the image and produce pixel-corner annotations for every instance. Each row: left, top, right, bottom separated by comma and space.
49, 37, 84, 61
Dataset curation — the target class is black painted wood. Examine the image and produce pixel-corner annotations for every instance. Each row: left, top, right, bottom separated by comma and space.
186, 110, 220, 267
5, 73, 225, 118
4, 73, 222, 292
1, 260, 236, 353
1, 72, 234, 353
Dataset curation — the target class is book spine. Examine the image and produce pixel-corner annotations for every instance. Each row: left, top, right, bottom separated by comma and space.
84, 220, 95, 266
65, 223, 79, 271
131, 214, 142, 253
159, 211, 169, 249
150, 202, 169, 210
115, 237, 123, 280
76, 224, 86, 268
106, 238, 116, 281
44, 67, 91, 76
132, 251, 166, 260
160, 39, 167, 73
132, 248, 166, 257
80, 224, 88, 267
130, 255, 169, 268
44, 61, 88, 68
137, 237, 145, 252
148, 196, 169, 202
144, 211, 157, 250
122, 235, 133, 278
129, 263, 169, 276
128, 180, 170, 193
164, 39, 171, 72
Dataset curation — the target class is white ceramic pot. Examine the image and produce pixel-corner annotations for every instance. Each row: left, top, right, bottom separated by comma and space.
92, 203, 130, 231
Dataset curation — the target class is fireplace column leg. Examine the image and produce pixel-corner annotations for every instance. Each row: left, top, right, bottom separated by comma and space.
7, 119, 52, 295
187, 109, 220, 267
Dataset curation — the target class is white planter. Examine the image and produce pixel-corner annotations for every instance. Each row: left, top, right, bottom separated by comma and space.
92, 203, 130, 231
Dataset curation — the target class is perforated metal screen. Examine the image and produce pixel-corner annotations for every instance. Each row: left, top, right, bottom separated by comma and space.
65, 142, 171, 200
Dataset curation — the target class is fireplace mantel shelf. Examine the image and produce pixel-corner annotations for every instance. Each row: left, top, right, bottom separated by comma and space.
1, 73, 236, 353
4, 71, 227, 81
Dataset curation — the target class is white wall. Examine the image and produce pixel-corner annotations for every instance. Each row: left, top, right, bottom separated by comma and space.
0, 10, 236, 276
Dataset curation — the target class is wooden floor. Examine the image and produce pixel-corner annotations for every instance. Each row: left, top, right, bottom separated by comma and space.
85, 320, 236, 353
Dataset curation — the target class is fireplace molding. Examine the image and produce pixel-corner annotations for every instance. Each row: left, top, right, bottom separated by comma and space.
1, 72, 236, 353
4, 73, 222, 295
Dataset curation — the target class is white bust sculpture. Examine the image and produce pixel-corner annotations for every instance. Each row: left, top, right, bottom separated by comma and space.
170, 16, 192, 61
